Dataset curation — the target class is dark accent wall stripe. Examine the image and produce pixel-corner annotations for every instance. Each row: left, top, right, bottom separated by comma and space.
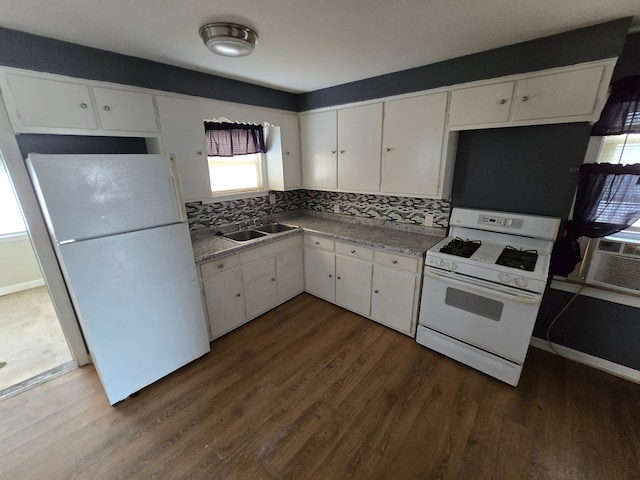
297, 18, 632, 111
15, 134, 148, 158
0, 26, 297, 112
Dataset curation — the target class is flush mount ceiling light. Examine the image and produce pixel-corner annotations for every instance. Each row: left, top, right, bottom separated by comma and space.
199, 22, 258, 57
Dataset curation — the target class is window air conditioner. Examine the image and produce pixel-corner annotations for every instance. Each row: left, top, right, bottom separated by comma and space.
586, 238, 640, 294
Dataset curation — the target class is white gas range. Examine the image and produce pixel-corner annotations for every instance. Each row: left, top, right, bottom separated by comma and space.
417, 208, 560, 386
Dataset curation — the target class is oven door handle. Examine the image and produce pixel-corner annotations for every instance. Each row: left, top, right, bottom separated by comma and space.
424, 269, 541, 305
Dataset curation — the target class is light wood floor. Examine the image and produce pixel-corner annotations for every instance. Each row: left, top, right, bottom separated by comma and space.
1, 293, 638, 479
0, 286, 73, 393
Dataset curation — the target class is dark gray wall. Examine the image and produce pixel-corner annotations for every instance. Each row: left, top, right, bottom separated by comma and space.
0, 26, 297, 112
298, 18, 631, 111
612, 32, 640, 81
15, 134, 147, 158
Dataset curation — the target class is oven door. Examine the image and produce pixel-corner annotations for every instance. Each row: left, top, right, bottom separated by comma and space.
418, 268, 542, 363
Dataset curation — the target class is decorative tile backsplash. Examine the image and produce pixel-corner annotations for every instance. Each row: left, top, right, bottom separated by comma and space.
186, 189, 451, 232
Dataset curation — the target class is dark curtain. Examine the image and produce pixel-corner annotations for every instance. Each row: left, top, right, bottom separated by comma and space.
551, 163, 640, 276
204, 122, 266, 157
591, 76, 640, 136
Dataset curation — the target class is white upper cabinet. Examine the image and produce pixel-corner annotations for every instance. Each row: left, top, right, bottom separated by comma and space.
3, 73, 158, 135
4, 74, 98, 130
92, 87, 157, 132
265, 114, 302, 191
381, 92, 448, 197
449, 81, 514, 126
156, 95, 211, 202
301, 110, 337, 189
511, 65, 604, 121
337, 103, 383, 192
448, 60, 613, 130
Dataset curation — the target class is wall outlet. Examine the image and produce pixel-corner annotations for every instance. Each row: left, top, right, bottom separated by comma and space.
423, 214, 434, 227
269, 192, 276, 205
333, 204, 340, 214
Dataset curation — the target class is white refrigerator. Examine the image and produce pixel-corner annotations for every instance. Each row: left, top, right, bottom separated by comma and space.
27, 153, 210, 405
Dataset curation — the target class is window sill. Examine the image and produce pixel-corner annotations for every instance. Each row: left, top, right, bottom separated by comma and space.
550, 277, 640, 309
201, 190, 269, 204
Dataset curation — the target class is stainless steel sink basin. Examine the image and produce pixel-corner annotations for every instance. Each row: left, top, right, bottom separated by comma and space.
255, 223, 297, 234
223, 230, 268, 242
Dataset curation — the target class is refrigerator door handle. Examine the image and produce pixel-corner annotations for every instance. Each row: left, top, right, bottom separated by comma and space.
169, 155, 188, 223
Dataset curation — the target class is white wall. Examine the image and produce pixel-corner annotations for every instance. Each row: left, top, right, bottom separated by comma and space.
0, 234, 44, 295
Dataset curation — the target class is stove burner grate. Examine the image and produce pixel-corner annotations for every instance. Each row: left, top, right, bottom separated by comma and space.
439, 237, 482, 258
495, 245, 538, 271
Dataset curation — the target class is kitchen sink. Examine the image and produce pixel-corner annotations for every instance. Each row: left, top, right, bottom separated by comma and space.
255, 223, 297, 234
223, 230, 268, 242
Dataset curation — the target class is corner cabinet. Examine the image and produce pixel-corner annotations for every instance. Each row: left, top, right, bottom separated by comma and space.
2, 72, 158, 135
448, 61, 614, 130
265, 114, 302, 191
300, 110, 338, 189
156, 95, 212, 202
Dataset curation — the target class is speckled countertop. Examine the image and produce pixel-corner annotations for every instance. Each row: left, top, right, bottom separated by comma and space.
191, 212, 446, 264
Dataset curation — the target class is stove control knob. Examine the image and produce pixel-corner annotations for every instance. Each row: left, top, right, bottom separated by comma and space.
499, 273, 512, 284
448, 261, 458, 271
515, 277, 528, 288
436, 258, 446, 267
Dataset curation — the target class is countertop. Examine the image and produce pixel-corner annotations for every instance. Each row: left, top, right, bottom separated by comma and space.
191, 212, 445, 264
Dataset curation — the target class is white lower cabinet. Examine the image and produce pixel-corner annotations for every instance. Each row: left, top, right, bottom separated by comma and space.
242, 257, 278, 319
200, 235, 303, 340
304, 246, 336, 302
335, 247, 373, 317
201, 256, 247, 340
371, 265, 417, 335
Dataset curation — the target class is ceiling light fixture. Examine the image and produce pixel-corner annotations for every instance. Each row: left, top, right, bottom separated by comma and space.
199, 22, 258, 57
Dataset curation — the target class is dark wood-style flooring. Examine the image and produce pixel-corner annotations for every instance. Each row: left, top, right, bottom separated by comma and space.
1, 293, 639, 479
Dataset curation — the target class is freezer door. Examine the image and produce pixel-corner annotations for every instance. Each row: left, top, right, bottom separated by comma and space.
27, 154, 184, 242
58, 223, 209, 405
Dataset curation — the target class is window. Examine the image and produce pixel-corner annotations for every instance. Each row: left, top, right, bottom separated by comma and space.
204, 121, 267, 197
595, 133, 640, 233
0, 161, 26, 236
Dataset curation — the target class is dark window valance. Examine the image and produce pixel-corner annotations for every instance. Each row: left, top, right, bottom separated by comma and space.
204, 122, 266, 157
551, 162, 640, 276
591, 76, 640, 136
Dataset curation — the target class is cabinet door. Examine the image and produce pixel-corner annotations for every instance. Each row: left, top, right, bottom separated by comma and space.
512, 66, 604, 121
203, 269, 246, 339
336, 255, 372, 317
304, 247, 335, 302
92, 87, 158, 132
300, 110, 337, 189
280, 114, 302, 189
337, 103, 383, 192
156, 95, 212, 202
371, 266, 417, 334
449, 81, 514, 126
242, 256, 278, 319
6, 74, 98, 130
276, 247, 304, 302
381, 92, 447, 197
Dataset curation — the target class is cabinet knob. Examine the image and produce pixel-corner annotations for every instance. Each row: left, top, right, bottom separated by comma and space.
337, 276, 341, 280
197, 151, 203, 156
392, 260, 398, 264
339, 150, 346, 154
285, 151, 290, 155
315, 241, 320, 245
80, 102, 88, 109
329, 274, 333, 278
521, 95, 529, 102
235, 292, 241, 297
103, 105, 111, 111
330, 150, 337, 154
350, 249, 356, 254
385, 147, 393, 152
374, 289, 379, 294
217, 263, 224, 269
498, 99, 507, 105
271, 277, 276, 282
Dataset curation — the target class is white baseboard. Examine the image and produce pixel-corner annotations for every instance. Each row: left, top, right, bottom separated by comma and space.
530, 336, 640, 385
0, 279, 45, 296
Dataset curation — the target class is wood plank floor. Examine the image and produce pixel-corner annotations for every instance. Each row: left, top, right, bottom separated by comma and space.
1, 293, 639, 479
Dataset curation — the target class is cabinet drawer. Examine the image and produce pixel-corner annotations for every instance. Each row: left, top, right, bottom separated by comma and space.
200, 254, 238, 278
335, 241, 374, 261
374, 250, 420, 273
304, 233, 335, 251
239, 234, 302, 264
